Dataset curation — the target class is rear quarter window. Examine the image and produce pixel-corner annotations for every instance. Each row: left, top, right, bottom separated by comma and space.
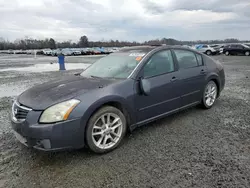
196, 54, 203, 66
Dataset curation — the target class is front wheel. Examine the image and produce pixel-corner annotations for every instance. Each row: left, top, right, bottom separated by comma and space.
225, 51, 230, 56
206, 50, 212, 55
245, 51, 250, 56
86, 106, 127, 153
201, 81, 218, 109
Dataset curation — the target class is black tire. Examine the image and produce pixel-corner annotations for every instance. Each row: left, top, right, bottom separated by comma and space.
206, 50, 212, 55
86, 106, 127, 153
245, 51, 250, 56
201, 81, 218, 109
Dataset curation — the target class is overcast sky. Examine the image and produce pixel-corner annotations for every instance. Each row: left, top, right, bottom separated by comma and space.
0, 0, 250, 42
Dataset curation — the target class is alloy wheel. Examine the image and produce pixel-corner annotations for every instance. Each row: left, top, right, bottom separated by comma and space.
204, 83, 217, 107
92, 113, 123, 149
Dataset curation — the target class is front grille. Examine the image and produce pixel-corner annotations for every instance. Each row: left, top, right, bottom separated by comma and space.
12, 101, 32, 122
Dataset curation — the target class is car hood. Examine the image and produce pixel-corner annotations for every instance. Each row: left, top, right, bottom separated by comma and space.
18, 76, 117, 110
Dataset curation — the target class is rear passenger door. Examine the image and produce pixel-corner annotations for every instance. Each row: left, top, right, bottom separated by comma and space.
229, 45, 237, 55
235, 45, 245, 55
172, 49, 207, 107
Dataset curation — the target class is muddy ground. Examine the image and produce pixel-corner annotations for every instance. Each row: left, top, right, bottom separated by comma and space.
0, 54, 249, 188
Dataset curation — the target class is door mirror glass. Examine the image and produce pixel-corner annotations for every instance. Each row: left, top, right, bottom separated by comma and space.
140, 78, 151, 95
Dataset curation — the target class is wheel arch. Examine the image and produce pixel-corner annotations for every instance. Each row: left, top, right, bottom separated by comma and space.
82, 96, 136, 133
206, 74, 221, 97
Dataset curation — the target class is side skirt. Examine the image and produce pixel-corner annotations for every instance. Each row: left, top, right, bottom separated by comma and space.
129, 101, 200, 131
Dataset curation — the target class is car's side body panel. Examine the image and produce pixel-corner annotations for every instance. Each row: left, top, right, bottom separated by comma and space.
71, 79, 137, 130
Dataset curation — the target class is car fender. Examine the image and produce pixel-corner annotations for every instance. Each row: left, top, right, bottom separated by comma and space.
205, 72, 221, 91
75, 95, 136, 132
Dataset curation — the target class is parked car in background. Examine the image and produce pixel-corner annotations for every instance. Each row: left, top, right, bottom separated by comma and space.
219, 45, 225, 54
182, 45, 193, 49
11, 45, 225, 153
92, 48, 102, 55
14, 50, 27, 54
7, 49, 14, 54
51, 49, 61, 56
72, 49, 82, 56
194, 44, 217, 55
26, 50, 33, 55
210, 44, 224, 54
80, 48, 87, 55
85, 48, 94, 55
42, 49, 52, 56
61, 48, 73, 56
223, 44, 250, 56
109, 48, 120, 53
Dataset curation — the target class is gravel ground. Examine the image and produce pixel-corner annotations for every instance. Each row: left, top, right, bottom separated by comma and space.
0, 54, 250, 188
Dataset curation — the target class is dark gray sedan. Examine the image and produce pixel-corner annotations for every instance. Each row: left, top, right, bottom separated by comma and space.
11, 46, 225, 153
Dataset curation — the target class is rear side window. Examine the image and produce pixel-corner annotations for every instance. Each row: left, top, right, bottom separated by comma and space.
196, 54, 203, 66
236, 45, 244, 49
173, 50, 198, 69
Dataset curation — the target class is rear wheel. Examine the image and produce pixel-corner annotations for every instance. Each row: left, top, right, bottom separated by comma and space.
201, 81, 218, 109
225, 51, 230, 56
245, 51, 250, 56
86, 106, 127, 153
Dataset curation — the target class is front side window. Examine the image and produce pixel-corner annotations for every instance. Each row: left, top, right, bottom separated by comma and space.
143, 50, 175, 78
174, 50, 198, 69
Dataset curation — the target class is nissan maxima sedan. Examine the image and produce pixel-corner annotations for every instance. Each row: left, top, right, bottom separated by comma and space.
11, 45, 225, 153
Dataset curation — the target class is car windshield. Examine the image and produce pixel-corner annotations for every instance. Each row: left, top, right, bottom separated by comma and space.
81, 53, 144, 79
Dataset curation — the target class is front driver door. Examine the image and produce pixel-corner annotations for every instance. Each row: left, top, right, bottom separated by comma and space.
135, 49, 182, 123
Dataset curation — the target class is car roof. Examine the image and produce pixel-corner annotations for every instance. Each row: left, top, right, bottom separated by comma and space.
118, 45, 195, 54
118, 46, 156, 53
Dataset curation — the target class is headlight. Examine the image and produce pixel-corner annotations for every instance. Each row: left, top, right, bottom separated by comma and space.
39, 99, 80, 123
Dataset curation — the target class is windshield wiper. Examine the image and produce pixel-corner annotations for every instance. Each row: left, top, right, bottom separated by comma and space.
90, 75, 102, 79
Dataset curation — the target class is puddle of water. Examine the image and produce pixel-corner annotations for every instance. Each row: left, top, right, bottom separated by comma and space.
0, 63, 91, 73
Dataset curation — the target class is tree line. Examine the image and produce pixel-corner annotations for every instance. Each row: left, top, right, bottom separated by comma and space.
0, 35, 249, 50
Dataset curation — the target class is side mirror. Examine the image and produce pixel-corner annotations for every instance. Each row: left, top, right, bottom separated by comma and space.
139, 78, 151, 95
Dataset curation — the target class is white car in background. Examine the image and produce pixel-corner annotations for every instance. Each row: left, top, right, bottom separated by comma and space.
194, 44, 217, 55
72, 49, 82, 56
42, 49, 52, 55
61, 49, 73, 56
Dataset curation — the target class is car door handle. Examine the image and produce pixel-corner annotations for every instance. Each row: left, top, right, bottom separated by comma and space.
170, 76, 178, 82
200, 69, 206, 74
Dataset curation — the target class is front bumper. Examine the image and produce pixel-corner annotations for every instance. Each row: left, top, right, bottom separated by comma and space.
11, 110, 85, 151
